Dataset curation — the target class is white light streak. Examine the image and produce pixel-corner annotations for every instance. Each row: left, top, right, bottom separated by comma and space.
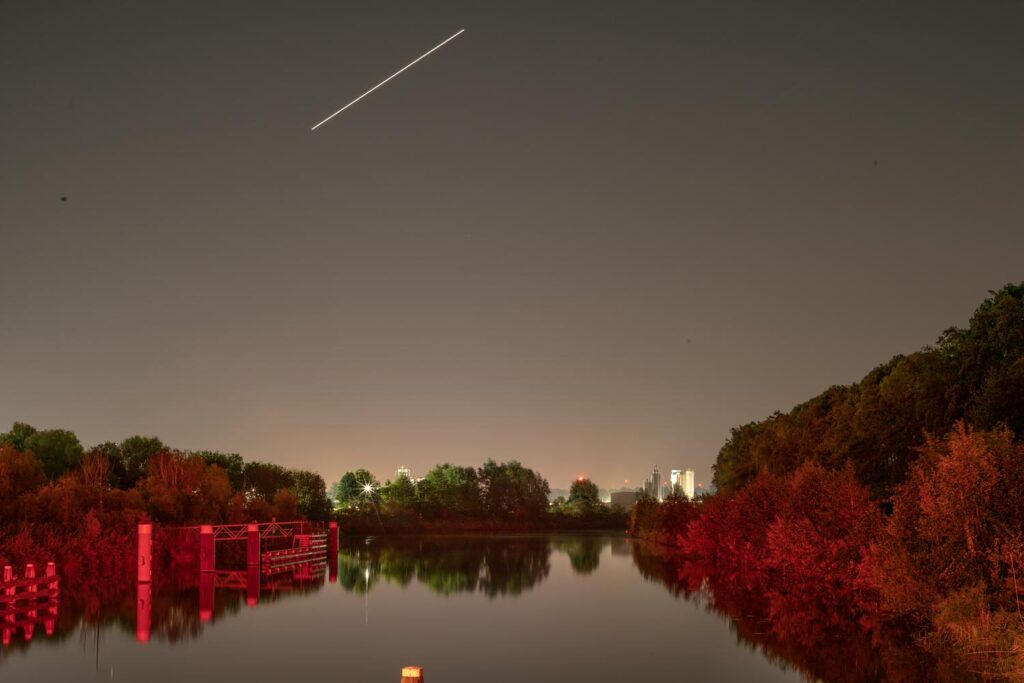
311, 28, 465, 131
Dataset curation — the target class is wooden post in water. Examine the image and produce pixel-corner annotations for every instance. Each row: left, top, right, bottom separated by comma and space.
138, 523, 153, 583
25, 563, 36, 595
45, 561, 57, 593
199, 525, 215, 573
401, 666, 424, 682
2, 565, 12, 599
247, 523, 260, 567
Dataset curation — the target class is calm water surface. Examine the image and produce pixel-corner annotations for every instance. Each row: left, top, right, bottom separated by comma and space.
0, 534, 948, 682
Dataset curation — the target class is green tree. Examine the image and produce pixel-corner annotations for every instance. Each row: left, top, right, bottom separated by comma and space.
291, 469, 332, 520
0, 422, 38, 451
954, 285, 1024, 436
194, 451, 244, 490
566, 477, 602, 515
119, 435, 166, 488
23, 428, 83, 480
88, 441, 127, 487
381, 474, 417, 510
478, 460, 550, 518
331, 469, 379, 509
416, 464, 481, 516
331, 471, 359, 507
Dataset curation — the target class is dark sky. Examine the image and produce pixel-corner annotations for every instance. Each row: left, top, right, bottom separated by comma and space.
2, 1, 1022, 491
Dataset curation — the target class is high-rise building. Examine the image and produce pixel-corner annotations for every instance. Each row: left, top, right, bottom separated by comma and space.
645, 465, 662, 502
684, 469, 695, 500
670, 469, 684, 497
396, 466, 412, 481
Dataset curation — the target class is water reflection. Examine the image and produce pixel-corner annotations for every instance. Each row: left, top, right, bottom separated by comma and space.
338, 534, 609, 597
1, 534, 976, 683
330, 535, 609, 636
630, 542, 978, 683
1, 595, 59, 646
3, 535, 605, 657
0, 562, 327, 660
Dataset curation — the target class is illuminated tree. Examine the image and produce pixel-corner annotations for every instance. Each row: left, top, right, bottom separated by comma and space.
416, 464, 480, 516
331, 469, 379, 509
291, 469, 331, 519
566, 477, 601, 514
381, 474, 417, 510
478, 460, 549, 518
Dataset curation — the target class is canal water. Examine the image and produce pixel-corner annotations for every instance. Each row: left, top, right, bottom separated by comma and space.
0, 533, 952, 682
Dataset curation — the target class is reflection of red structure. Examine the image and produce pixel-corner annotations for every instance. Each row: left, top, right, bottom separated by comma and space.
134, 521, 339, 636
1, 562, 59, 646
137, 523, 153, 643
328, 521, 339, 583
136, 581, 151, 642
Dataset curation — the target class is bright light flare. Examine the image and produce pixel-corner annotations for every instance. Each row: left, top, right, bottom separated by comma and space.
311, 28, 465, 131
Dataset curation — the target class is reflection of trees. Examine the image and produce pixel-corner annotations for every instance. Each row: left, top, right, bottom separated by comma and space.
339, 536, 558, 598
550, 536, 607, 575
630, 543, 977, 683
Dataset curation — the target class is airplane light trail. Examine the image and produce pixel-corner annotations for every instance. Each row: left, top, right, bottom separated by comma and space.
311, 28, 465, 131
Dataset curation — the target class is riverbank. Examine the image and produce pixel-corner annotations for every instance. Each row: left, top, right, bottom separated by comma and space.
630, 425, 1024, 680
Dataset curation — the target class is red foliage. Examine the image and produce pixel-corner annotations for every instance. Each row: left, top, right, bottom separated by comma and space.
864, 422, 1024, 620
634, 422, 1024, 675
0, 444, 46, 519
679, 470, 785, 589
766, 463, 881, 613
0, 444, 306, 585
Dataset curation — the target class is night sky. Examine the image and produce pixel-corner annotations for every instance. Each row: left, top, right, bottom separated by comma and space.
2, 1, 1022, 490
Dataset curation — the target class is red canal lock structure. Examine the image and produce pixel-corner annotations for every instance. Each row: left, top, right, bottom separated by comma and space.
135, 520, 339, 641
1, 562, 60, 646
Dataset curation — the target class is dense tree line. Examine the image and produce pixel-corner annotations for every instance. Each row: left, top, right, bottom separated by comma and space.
331, 464, 625, 531
714, 283, 1024, 498
0, 423, 332, 526
333, 460, 552, 519
635, 425, 1024, 678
